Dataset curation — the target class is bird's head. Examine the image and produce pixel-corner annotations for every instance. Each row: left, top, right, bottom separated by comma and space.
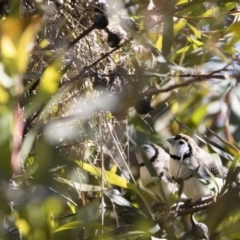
140, 144, 157, 160
167, 134, 192, 159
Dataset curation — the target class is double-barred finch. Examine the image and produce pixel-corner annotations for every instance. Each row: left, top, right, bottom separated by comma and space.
167, 133, 225, 201
190, 214, 209, 240
139, 143, 176, 201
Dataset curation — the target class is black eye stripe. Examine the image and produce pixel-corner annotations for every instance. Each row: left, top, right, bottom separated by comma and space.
149, 143, 159, 163
170, 136, 193, 161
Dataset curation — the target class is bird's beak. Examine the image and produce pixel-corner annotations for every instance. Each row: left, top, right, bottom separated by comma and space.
166, 136, 175, 145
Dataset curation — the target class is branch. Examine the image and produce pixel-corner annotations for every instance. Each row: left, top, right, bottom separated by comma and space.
152, 196, 214, 218
142, 73, 238, 98
68, 40, 130, 83
142, 77, 207, 98
175, 205, 208, 217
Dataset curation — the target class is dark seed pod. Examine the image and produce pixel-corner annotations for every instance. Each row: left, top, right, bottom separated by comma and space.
134, 98, 154, 115
94, 14, 108, 29
93, 75, 108, 90
106, 29, 121, 48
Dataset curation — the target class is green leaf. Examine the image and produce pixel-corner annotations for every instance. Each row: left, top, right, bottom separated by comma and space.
191, 105, 207, 125
207, 128, 240, 155
176, 45, 190, 54
75, 161, 135, 190
187, 36, 204, 46
103, 189, 132, 207
186, 22, 202, 39
39, 60, 62, 95
174, 19, 187, 36
54, 176, 107, 192
221, 154, 240, 195
54, 220, 110, 233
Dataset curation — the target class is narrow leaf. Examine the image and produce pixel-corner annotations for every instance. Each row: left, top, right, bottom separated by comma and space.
54, 177, 107, 192
75, 161, 135, 190
186, 23, 201, 39
207, 127, 240, 155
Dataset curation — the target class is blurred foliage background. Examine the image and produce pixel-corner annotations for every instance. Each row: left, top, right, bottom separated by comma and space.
0, 0, 240, 239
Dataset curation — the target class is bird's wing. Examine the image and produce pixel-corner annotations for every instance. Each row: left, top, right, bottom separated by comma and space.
196, 150, 221, 178
163, 167, 174, 182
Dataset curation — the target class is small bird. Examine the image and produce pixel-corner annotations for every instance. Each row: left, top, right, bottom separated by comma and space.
167, 133, 224, 201
139, 143, 176, 201
190, 213, 209, 240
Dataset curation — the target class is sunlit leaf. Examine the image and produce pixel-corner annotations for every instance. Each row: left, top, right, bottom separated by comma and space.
0, 85, 9, 103
186, 22, 202, 39
199, 7, 218, 17
75, 161, 135, 190
17, 15, 42, 73
176, 45, 190, 54
15, 218, 30, 236
186, 36, 204, 46
191, 105, 207, 125
224, 21, 240, 50
39, 60, 62, 95
110, 164, 118, 174
0, 15, 41, 74
156, 35, 162, 50
39, 38, 50, 49
176, 0, 189, 4
174, 19, 186, 36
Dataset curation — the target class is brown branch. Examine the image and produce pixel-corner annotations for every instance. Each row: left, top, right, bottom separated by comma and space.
175, 204, 208, 217
153, 196, 214, 217
66, 25, 96, 51
175, 15, 214, 19
142, 77, 208, 98
67, 40, 130, 83
177, 74, 226, 79
80, 42, 129, 75
142, 73, 238, 98
175, 9, 240, 19
172, 196, 214, 210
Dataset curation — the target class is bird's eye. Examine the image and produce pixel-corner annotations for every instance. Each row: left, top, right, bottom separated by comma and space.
178, 140, 184, 145
142, 146, 149, 150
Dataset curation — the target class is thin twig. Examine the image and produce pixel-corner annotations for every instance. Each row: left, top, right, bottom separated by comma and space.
83, 225, 134, 240
142, 73, 237, 98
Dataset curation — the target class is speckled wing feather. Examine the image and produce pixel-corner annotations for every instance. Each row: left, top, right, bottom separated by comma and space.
163, 166, 174, 182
